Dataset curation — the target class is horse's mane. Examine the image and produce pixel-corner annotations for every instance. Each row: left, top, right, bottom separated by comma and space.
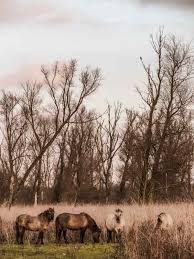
38, 209, 49, 218
80, 212, 99, 231
38, 208, 54, 222
158, 212, 166, 217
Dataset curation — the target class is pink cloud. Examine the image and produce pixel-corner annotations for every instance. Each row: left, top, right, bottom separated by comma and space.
0, 0, 72, 24
0, 64, 42, 88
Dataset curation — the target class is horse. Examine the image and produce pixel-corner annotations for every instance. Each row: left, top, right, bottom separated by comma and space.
105, 208, 125, 243
15, 208, 54, 245
55, 212, 101, 243
155, 212, 173, 231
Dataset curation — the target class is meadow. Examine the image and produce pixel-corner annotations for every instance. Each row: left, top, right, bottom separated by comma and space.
0, 203, 194, 258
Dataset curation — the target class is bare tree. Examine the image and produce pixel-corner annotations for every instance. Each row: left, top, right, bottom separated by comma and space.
52, 126, 69, 203
152, 109, 194, 201
95, 103, 123, 203
151, 35, 194, 197
138, 29, 194, 202
118, 110, 140, 202
138, 29, 166, 203
22, 83, 51, 204
53, 107, 99, 205
12, 60, 101, 203
0, 91, 27, 208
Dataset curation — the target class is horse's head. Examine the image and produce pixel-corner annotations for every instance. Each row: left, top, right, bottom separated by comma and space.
156, 216, 162, 229
45, 208, 55, 222
115, 208, 123, 223
92, 226, 101, 243
155, 212, 173, 231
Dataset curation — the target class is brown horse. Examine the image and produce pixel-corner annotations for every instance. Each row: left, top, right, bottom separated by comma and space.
15, 208, 54, 244
55, 212, 101, 243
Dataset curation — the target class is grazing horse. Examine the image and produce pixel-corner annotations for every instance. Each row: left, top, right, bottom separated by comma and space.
55, 212, 101, 243
15, 208, 54, 244
105, 208, 125, 243
155, 212, 173, 231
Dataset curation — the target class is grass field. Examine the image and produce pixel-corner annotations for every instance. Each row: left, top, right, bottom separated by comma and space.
0, 244, 114, 259
1, 203, 194, 258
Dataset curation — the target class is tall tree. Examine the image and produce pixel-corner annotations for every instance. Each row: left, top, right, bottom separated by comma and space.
95, 103, 123, 202
12, 60, 101, 204
0, 92, 27, 208
138, 30, 194, 202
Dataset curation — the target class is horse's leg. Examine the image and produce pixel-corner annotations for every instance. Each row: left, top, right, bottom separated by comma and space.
36, 231, 44, 245
56, 226, 62, 243
15, 223, 20, 244
40, 231, 44, 245
36, 231, 41, 244
115, 231, 121, 243
20, 227, 25, 244
113, 231, 116, 243
63, 229, 68, 243
80, 228, 86, 243
107, 230, 112, 243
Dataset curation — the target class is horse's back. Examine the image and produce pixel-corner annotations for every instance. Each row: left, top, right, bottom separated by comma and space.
105, 214, 116, 231
16, 214, 31, 224
16, 214, 42, 231
56, 213, 89, 230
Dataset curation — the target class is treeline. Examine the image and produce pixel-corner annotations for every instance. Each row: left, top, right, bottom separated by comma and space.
0, 30, 193, 206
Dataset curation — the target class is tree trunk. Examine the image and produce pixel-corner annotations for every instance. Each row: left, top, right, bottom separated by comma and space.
139, 106, 155, 203
53, 146, 65, 203
36, 159, 42, 204
34, 191, 38, 207
119, 156, 130, 202
8, 176, 14, 210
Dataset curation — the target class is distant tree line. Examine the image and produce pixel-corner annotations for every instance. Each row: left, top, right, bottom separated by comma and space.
0, 30, 193, 207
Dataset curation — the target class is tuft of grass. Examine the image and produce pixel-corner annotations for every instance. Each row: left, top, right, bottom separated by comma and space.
122, 220, 194, 258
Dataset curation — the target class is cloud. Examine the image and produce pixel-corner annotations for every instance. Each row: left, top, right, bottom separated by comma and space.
0, 0, 100, 26
0, 64, 42, 88
0, 0, 73, 24
139, 0, 194, 9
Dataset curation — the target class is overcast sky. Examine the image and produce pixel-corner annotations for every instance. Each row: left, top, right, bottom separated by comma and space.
0, 0, 193, 111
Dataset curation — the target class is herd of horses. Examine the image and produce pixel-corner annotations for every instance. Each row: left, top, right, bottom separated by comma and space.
16, 208, 101, 245
13, 207, 173, 245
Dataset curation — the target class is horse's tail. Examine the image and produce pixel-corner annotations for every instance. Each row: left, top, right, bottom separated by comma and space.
15, 221, 20, 244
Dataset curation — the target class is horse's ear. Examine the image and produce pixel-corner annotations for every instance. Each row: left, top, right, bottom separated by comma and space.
117, 208, 123, 213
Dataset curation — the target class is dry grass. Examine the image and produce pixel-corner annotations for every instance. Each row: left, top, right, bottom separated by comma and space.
0, 202, 194, 258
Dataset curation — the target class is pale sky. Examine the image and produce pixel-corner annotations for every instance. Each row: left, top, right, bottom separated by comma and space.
0, 0, 194, 112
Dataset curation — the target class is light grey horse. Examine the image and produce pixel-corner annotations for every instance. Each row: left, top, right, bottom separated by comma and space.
105, 208, 125, 242
155, 212, 173, 230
